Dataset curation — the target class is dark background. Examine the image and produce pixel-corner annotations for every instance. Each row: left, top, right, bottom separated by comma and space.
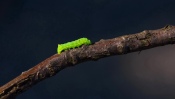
1, 0, 175, 99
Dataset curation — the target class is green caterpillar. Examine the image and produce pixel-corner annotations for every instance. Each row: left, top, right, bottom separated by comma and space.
57, 37, 91, 54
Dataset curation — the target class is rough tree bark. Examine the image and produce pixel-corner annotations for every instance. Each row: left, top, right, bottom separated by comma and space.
1, 25, 175, 99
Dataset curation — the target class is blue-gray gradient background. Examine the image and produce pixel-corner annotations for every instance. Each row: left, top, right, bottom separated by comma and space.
1, 0, 175, 99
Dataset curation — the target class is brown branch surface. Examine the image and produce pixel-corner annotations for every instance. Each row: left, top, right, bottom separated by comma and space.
1, 25, 175, 99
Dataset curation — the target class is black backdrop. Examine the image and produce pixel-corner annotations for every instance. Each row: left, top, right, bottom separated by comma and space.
1, 0, 175, 99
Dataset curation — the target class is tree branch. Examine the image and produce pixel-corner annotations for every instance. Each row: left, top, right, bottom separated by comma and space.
1, 25, 175, 99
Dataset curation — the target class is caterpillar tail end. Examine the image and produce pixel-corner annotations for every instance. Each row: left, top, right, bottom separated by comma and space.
57, 44, 62, 54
